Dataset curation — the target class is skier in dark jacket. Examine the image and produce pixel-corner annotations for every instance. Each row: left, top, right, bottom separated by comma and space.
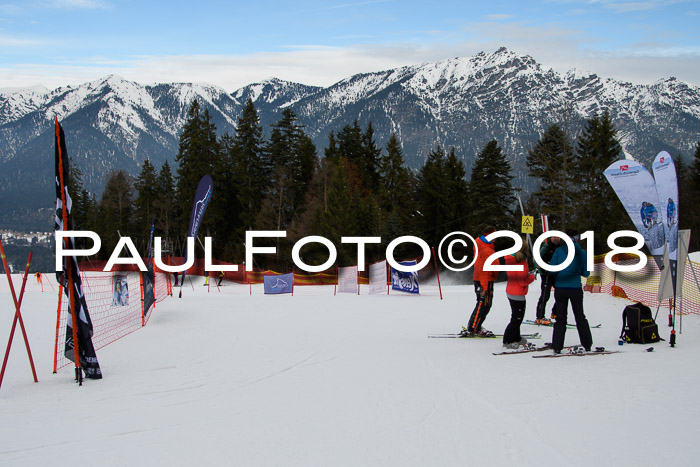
534, 236, 561, 324
549, 230, 592, 353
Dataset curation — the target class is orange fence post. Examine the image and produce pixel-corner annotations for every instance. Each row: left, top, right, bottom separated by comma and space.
53, 285, 63, 374
140, 268, 146, 327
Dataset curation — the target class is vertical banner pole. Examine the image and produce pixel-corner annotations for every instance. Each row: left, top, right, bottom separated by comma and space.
432, 247, 443, 300
166, 255, 172, 296
386, 261, 390, 295
152, 258, 157, 310
53, 285, 63, 373
140, 270, 146, 327
55, 121, 82, 383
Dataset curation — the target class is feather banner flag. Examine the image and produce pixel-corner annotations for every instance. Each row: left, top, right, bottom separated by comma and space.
180, 175, 213, 285
54, 118, 102, 381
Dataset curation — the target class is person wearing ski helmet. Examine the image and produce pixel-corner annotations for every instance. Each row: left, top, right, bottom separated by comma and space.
461, 226, 498, 337
534, 235, 561, 324
501, 240, 536, 349
549, 229, 593, 354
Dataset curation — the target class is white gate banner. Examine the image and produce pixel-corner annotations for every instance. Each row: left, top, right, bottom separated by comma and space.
337, 266, 358, 294
369, 261, 388, 295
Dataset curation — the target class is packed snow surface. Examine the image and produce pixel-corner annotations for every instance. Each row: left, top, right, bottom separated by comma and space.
1, 275, 699, 466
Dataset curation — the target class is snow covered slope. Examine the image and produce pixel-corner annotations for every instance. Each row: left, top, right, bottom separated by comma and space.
1, 276, 698, 466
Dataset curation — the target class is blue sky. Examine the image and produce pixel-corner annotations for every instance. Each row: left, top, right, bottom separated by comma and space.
0, 0, 698, 91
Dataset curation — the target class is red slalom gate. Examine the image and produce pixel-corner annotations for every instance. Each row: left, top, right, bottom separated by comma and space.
0, 240, 38, 390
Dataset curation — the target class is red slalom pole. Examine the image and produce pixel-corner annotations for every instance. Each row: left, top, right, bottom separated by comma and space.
431, 247, 443, 300
0, 246, 38, 389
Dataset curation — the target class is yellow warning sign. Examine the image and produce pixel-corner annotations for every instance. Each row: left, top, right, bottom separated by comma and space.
521, 216, 534, 234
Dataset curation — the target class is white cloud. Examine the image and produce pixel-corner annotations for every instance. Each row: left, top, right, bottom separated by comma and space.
42, 0, 111, 9
485, 14, 514, 20
325, 0, 392, 9
1, 22, 698, 92
586, 0, 685, 13
602, 2, 663, 12
0, 34, 45, 47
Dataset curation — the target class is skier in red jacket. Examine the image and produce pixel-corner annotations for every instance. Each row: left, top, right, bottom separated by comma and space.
461, 226, 499, 337
501, 242, 536, 348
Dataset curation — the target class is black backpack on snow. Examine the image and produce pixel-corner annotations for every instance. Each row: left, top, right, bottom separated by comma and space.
620, 303, 661, 344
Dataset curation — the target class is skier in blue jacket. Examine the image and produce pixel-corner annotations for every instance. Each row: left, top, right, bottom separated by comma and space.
667, 198, 676, 228
640, 202, 658, 228
549, 229, 593, 353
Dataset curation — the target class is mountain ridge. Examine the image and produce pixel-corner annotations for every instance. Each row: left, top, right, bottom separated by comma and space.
1, 47, 698, 230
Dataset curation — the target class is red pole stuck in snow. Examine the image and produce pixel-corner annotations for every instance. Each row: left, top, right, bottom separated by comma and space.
0, 245, 38, 390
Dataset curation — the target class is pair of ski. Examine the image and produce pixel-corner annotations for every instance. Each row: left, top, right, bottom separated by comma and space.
428, 332, 542, 340
523, 320, 602, 329
493, 343, 619, 358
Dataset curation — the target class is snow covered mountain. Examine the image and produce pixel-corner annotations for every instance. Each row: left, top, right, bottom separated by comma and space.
0, 76, 242, 229
1, 47, 699, 230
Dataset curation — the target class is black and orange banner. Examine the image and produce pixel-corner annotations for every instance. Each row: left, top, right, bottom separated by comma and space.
54, 118, 101, 381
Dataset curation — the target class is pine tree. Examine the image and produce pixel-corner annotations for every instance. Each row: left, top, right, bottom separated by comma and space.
318, 160, 358, 265
415, 146, 449, 248
691, 141, 700, 196
360, 122, 381, 193
324, 131, 341, 161
261, 108, 317, 231
469, 140, 515, 232
683, 142, 700, 251
96, 170, 135, 258
337, 121, 364, 165
378, 134, 414, 230
443, 148, 470, 233
293, 133, 318, 210
133, 158, 158, 237
230, 99, 265, 232
66, 159, 97, 251
175, 99, 225, 245
67, 159, 90, 230
572, 111, 628, 247
153, 160, 176, 241
526, 124, 575, 230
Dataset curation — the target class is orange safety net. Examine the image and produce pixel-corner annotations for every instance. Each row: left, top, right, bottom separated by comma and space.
587, 254, 700, 315
53, 271, 171, 372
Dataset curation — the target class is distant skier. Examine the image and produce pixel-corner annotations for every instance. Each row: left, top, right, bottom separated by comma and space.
667, 198, 676, 227
35, 271, 43, 292
640, 202, 658, 228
